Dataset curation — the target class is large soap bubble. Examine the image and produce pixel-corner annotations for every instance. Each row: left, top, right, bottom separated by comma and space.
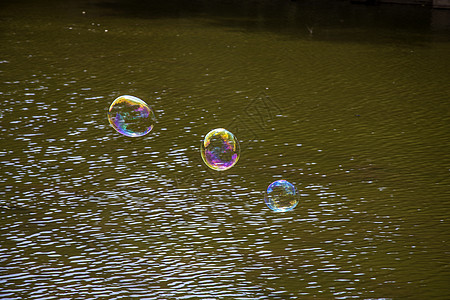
265, 180, 299, 212
201, 128, 240, 171
107, 95, 156, 137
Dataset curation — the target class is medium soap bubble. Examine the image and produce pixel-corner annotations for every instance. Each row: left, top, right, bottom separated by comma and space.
107, 95, 156, 137
265, 180, 299, 212
201, 128, 240, 171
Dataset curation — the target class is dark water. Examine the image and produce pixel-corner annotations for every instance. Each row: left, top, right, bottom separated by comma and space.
1, 0, 450, 298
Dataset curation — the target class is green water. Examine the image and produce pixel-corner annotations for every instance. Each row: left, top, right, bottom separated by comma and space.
1, 0, 449, 298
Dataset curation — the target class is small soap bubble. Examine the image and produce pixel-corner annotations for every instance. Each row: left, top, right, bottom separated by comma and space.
201, 128, 240, 171
265, 180, 299, 212
107, 95, 156, 137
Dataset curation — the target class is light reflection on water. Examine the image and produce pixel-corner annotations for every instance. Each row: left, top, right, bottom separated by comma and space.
1, 0, 450, 299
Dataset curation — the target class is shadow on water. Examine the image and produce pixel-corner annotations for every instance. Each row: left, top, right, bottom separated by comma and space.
95, 0, 450, 44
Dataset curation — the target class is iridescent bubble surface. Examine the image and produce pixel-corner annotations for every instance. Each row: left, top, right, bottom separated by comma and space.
201, 128, 240, 171
265, 180, 300, 212
107, 95, 156, 137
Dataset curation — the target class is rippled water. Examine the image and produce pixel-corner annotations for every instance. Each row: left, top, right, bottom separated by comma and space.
1, 0, 450, 298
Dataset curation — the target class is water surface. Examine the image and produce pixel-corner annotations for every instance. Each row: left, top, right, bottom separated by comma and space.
1, 0, 450, 298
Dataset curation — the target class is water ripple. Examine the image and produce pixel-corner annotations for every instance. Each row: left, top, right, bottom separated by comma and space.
1, 0, 449, 299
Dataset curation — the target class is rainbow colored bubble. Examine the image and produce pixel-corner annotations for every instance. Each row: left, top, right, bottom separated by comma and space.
201, 128, 240, 171
107, 95, 156, 137
265, 180, 299, 212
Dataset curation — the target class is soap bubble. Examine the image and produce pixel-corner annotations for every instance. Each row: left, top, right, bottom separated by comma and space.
201, 128, 240, 171
265, 180, 299, 212
107, 95, 156, 137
